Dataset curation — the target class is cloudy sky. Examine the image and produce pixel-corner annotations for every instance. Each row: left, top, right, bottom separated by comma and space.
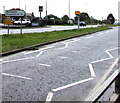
0, 0, 119, 20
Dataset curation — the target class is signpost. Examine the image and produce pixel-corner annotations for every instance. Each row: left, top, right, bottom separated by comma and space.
5, 10, 25, 17
5, 10, 25, 34
75, 11, 80, 29
3, 17, 14, 35
39, 6, 43, 20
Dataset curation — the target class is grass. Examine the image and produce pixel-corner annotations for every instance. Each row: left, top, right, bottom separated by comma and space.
1, 26, 111, 53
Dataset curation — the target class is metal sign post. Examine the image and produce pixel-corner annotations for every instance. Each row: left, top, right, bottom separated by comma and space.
39, 6, 43, 20
5, 10, 25, 34
77, 15, 80, 29
20, 18, 22, 34
8, 24, 9, 35
75, 11, 80, 30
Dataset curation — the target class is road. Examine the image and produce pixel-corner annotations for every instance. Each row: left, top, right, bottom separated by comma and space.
1, 27, 119, 102
0, 25, 97, 35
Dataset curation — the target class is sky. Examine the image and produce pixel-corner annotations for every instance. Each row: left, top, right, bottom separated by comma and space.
0, 0, 120, 21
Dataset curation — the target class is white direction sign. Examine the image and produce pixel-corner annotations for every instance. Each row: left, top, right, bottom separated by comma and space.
5, 10, 25, 17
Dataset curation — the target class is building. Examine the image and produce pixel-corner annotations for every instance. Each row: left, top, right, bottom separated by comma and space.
0, 13, 2, 23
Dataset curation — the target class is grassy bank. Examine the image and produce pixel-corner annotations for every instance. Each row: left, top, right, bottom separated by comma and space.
2, 26, 111, 53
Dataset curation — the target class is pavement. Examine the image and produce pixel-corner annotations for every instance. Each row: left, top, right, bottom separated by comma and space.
1, 27, 119, 102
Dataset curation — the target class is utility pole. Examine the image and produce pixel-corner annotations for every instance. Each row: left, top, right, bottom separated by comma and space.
46, 0, 48, 18
3, 6, 5, 14
19, 0, 21, 8
68, 0, 70, 19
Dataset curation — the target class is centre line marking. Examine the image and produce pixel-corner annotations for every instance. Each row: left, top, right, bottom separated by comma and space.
39, 63, 51, 67
2, 73, 32, 80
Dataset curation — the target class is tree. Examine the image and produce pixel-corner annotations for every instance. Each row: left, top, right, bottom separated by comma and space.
107, 13, 115, 24
74, 12, 91, 24
44, 14, 61, 25
61, 15, 69, 24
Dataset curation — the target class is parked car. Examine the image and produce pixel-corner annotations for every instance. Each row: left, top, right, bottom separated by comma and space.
79, 21, 86, 26
14, 19, 31, 25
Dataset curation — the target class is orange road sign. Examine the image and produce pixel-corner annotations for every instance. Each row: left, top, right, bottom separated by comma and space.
4, 20, 13, 25
75, 11, 80, 15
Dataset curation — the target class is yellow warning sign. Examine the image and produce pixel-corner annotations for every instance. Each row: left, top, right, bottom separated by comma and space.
3, 20, 13, 25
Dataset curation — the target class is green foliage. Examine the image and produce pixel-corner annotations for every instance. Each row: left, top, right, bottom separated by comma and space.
107, 13, 115, 24
2, 26, 110, 53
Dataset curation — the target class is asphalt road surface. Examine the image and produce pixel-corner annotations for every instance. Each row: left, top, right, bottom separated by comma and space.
1, 27, 119, 102
0, 25, 97, 35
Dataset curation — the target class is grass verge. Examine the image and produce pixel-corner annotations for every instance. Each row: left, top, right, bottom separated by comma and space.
1, 26, 111, 54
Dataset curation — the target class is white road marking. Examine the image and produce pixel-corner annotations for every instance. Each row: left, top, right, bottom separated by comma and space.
97, 33, 103, 35
2, 73, 32, 80
88, 64, 96, 77
58, 44, 68, 50
82, 47, 90, 49
91, 58, 111, 64
88, 47, 118, 79
59, 56, 68, 59
63, 39, 80, 44
85, 36, 93, 39
36, 51, 44, 57
39, 63, 51, 67
2, 57, 35, 64
105, 31, 110, 33
24, 46, 55, 55
45, 92, 53, 103
52, 77, 94, 92
71, 50, 80, 53
85, 56, 119, 101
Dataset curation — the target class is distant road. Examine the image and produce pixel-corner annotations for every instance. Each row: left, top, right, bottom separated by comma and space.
0, 25, 98, 35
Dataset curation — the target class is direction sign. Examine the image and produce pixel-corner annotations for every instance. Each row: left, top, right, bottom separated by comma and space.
5, 10, 25, 17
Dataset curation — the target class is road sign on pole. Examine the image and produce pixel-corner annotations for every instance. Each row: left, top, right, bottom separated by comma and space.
39, 6, 43, 12
75, 11, 80, 15
5, 10, 25, 17
75, 11, 80, 29
39, 6, 43, 20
